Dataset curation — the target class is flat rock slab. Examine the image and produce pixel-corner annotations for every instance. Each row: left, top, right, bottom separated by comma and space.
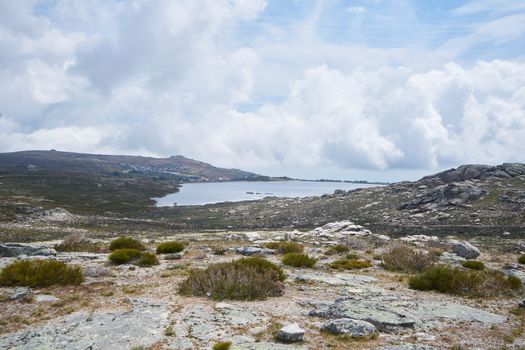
0, 298, 170, 350
232, 342, 308, 350
293, 271, 378, 286
310, 294, 506, 332
376, 345, 440, 350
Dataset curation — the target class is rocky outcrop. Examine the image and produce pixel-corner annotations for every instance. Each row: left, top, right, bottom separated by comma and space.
236, 246, 276, 256
275, 324, 305, 343
0, 298, 170, 350
0, 243, 57, 257
321, 318, 376, 337
425, 163, 525, 183
450, 240, 480, 259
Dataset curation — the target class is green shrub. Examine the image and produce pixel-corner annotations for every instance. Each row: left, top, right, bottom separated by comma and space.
330, 259, 372, 270
235, 257, 286, 281
282, 253, 317, 268
55, 233, 102, 253
211, 245, 228, 255
213, 342, 232, 350
108, 248, 142, 265
325, 245, 350, 255
409, 266, 522, 297
156, 241, 185, 254
345, 253, 361, 260
179, 258, 284, 300
382, 245, 435, 273
0, 260, 84, 287
462, 260, 485, 270
264, 241, 304, 254
138, 252, 159, 267
519, 255, 525, 264
109, 237, 146, 251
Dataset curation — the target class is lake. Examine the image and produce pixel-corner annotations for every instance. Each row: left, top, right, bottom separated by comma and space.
153, 180, 379, 206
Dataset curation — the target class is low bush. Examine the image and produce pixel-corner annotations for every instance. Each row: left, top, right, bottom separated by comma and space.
138, 252, 159, 267
325, 245, 350, 255
519, 255, 525, 264
264, 241, 304, 254
462, 260, 485, 270
345, 253, 361, 260
0, 260, 84, 287
330, 259, 372, 270
179, 258, 284, 300
109, 237, 146, 251
156, 241, 185, 254
108, 248, 143, 265
235, 257, 286, 281
382, 245, 435, 273
212, 342, 232, 350
55, 233, 102, 253
409, 266, 522, 297
211, 245, 228, 255
282, 253, 317, 268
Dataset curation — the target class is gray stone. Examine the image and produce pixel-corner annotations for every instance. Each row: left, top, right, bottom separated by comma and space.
83, 265, 115, 277
0, 298, 170, 350
164, 253, 183, 260
275, 324, 305, 343
35, 294, 61, 303
451, 240, 480, 259
236, 246, 276, 256
519, 300, 525, 308
321, 318, 376, 337
310, 294, 505, 332
504, 269, 525, 284
375, 345, 440, 350
232, 342, 307, 349
0, 243, 57, 257
10, 287, 32, 301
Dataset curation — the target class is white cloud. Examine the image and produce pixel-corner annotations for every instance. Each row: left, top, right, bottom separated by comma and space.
0, 0, 524, 177
346, 6, 367, 14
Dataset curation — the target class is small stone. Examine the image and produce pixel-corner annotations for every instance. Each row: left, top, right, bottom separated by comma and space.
36, 294, 60, 303
321, 318, 376, 337
519, 300, 525, 308
164, 253, 183, 260
276, 323, 305, 343
128, 265, 136, 271
84, 266, 115, 277
236, 246, 276, 256
10, 287, 32, 301
451, 240, 480, 259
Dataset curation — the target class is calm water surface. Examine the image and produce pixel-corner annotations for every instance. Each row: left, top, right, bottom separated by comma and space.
153, 180, 379, 206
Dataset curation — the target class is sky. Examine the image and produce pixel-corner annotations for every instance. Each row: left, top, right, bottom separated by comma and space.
0, 0, 524, 181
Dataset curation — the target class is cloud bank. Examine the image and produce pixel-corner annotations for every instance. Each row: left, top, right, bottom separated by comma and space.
0, 0, 524, 177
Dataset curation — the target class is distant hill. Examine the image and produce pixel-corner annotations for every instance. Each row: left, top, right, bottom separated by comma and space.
0, 150, 267, 182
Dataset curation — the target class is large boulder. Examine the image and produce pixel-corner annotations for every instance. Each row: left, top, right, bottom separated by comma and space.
451, 241, 480, 259
321, 318, 376, 337
399, 182, 487, 210
236, 246, 275, 256
275, 324, 305, 343
0, 243, 57, 257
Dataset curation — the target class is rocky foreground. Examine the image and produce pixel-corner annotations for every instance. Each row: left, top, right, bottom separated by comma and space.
1, 222, 524, 350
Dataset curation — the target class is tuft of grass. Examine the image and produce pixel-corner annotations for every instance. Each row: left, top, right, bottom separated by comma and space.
519, 254, 525, 264
212, 341, 232, 350
138, 252, 159, 267
409, 266, 522, 297
345, 253, 361, 260
156, 241, 185, 254
330, 258, 372, 270
282, 253, 317, 268
109, 237, 145, 251
325, 245, 350, 255
211, 244, 228, 255
179, 257, 284, 300
108, 249, 142, 265
462, 260, 485, 270
382, 245, 435, 273
264, 241, 304, 254
0, 260, 84, 287
55, 233, 102, 253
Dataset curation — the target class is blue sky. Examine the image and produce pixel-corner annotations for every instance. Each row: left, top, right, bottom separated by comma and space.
0, 0, 524, 181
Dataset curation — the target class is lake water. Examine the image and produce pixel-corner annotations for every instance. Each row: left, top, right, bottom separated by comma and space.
153, 180, 379, 206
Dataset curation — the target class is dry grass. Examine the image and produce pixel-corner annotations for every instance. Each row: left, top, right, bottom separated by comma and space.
264, 241, 304, 254
55, 233, 103, 253
282, 253, 317, 268
382, 245, 435, 273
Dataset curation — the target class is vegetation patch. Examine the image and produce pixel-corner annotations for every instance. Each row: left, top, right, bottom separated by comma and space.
138, 252, 160, 267
55, 233, 102, 253
235, 256, 286, 281
211, 244, 228, 255
212, 341, 232, 350
109, 237, 146, 251
179, 257, 284, 300
156, 241, 185, 254
282, 253, 317, 268
382, 245, 435, 273
325, 245, 350, 255
264, 241, 304, 254
330, 258, 372, 270
461, 260, 485, 270
519, 254, 525, 264
0, 260, 84, 287
409, 266, 522, 297
108, 248, 143, 265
